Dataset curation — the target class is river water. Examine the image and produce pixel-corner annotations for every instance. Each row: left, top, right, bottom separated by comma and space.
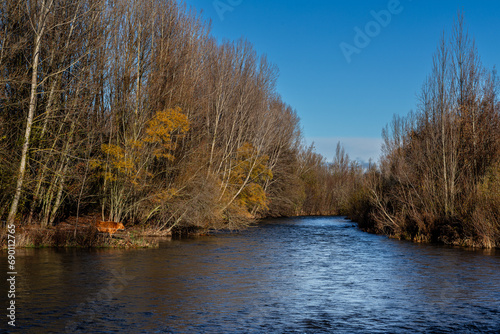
2, 216, 500, 333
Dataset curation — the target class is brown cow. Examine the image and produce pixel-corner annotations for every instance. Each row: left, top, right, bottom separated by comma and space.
96, 221, 125, 236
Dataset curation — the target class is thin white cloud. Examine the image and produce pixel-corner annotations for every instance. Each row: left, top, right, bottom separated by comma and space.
306, 137, 383, 163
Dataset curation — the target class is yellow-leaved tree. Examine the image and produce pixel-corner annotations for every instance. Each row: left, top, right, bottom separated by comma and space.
144, 107, 190, 160
93, 107, 189, 223
223, 142, 273, 219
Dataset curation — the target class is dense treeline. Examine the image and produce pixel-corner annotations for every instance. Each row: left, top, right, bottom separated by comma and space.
351, 16, 500, 248
0, 0, 356, 234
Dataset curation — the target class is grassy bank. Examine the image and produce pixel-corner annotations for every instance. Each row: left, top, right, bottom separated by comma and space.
0, 224, 160, 249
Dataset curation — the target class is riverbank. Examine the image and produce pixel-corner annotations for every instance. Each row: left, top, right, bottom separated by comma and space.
0, 214, 170, 249
0, 226, 160, 249
351, 214, 500, 250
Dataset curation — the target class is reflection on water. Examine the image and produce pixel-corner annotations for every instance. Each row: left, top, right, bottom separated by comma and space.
1, 217, 500, 333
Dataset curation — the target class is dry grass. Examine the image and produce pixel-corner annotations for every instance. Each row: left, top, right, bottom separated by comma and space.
0, 223, 159, 249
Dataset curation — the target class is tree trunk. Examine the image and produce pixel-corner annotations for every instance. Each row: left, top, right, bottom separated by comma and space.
7, 0, 53, 225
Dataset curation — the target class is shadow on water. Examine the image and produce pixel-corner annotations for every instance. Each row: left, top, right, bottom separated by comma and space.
1, 216, 499, 333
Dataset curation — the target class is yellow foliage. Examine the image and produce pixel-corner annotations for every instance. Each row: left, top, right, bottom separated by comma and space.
101, 143, 124, 160
232, 143, 273, 184
94, 107, 190, 186
89, 158, 103, 170
478, 163, 500, 201
238, 183, 269, 210
131, 139, 144, 149
101, 143, 135, 174
231, 142, 273, 211
103, 171, 117, 182
144, 107, 189, 151
153, 188, 179, 204
144, 107, 189, 160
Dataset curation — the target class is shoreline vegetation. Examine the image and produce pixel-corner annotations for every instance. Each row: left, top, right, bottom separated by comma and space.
1, 1, 498, 249
351, 14, 500, 248
349, 16, 500, 250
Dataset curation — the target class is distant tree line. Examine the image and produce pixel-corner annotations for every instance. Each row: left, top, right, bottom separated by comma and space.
349, 15, 500, 248
0, 0, 357, 232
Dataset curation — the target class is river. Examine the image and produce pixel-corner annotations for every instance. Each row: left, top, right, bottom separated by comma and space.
2, 216, 500, 333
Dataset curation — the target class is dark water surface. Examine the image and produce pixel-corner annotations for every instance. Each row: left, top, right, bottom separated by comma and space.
2, 216, 500, 333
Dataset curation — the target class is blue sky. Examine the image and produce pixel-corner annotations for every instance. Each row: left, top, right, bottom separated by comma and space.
183, 0, 500, 163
